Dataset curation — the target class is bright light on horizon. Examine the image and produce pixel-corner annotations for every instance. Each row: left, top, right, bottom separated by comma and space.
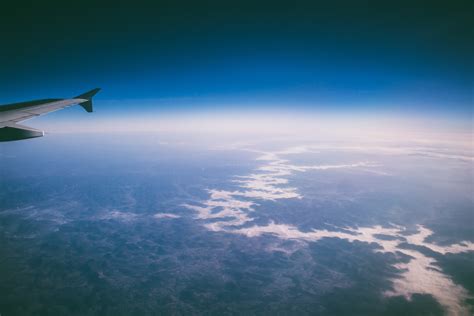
30, 105, 473, 148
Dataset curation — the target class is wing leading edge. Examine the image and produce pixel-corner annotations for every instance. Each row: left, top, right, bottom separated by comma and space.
0, 88, 100, 142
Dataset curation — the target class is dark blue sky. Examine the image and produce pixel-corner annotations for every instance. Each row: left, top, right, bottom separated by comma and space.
0, 0, 472, 117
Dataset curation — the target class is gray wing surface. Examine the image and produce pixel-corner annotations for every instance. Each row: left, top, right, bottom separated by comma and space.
0, 88, 100, 141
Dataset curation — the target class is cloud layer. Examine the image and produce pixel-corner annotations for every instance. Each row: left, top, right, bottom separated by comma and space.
185, 146, 474, 315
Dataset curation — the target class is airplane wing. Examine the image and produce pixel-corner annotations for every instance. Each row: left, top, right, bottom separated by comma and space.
0, 88, 100, 141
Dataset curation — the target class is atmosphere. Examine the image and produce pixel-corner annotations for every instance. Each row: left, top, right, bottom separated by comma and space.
1, 0, 472, 120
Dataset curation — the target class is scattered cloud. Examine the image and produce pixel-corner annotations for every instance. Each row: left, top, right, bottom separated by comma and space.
153, 213, 181, 219
304, 144, 474, 162
185, 146, 474, 315
99, 210, 138, 222
185, 147, 382, 231
233, 222, 473, 316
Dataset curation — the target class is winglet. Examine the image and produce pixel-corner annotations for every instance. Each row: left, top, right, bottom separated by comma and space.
75, 88, 101, 113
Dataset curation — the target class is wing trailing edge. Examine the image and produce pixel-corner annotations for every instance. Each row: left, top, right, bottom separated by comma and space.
0, 124, 44, 142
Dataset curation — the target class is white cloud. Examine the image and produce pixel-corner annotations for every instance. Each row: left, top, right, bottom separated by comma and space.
153, 213, 181, 219
99, 210, 138, 222
185, 148, 378, 230
232, 222, 473, 316
304, 144, 474, 162
184, 145, 474, 315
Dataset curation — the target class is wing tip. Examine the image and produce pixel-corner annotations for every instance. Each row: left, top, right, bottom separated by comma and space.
76, 88, 100, 112
75, 88, 101, 100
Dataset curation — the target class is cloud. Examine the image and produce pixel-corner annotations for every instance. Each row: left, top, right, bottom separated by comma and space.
185, 147, 382, 230
232, 222, 473, 316
98, 210, 138, 222
185, 147, 382, 228
304, 144, 474, 162
153, 213, 181, 219
185, 145, 474, 315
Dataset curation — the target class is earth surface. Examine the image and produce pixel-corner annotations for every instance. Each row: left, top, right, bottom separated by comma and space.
1, 133, 473, 315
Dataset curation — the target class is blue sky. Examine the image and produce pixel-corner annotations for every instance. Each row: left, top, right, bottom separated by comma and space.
0, 0, 472, 124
